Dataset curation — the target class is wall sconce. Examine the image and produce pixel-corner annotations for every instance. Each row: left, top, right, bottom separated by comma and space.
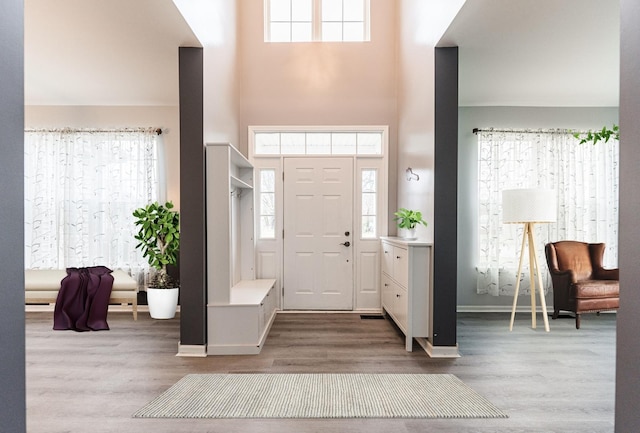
405, 167, 419, 181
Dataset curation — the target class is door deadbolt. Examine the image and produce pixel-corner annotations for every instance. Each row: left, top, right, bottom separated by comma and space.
344, 231, 350, 236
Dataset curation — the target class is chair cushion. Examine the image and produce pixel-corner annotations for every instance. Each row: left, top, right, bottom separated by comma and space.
573, 279, 619, 299
554, 242, 593, 280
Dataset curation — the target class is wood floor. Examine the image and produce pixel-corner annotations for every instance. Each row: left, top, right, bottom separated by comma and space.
25, 310, 616, 433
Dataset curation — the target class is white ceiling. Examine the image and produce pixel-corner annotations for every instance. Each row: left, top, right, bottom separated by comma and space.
25, 0, 620, 108
25, 0, 200, 106
438, 0, 620, 107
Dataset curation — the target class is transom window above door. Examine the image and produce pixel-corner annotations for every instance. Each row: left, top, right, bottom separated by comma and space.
264, 0, 370, 42
251, 127, 384, 156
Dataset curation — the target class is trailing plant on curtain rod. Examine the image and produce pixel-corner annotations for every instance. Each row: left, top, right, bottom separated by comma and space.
573, 124, 619, 145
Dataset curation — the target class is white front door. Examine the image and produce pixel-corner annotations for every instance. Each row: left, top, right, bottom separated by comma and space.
283, 158, 353, 310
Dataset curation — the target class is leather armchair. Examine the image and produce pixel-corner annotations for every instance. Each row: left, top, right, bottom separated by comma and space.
545, 241, 619, 329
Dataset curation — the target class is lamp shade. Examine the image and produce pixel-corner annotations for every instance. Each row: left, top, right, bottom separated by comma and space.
502, 188, 557, 223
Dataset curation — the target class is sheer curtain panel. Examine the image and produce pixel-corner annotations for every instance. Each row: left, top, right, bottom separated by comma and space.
476, 128, 619, 296
24, 128, 160, 284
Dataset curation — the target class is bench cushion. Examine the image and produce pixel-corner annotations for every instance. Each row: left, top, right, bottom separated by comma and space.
25, 269, 138, 292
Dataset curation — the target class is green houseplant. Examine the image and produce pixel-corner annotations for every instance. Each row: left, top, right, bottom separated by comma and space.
133, 201, 180, 318
394, 208, 427, 239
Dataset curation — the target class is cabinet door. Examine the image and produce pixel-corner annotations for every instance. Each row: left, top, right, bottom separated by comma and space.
381, 273, 394, 312
394, 285, 408, 331
381, 242, 393, 276
393, 246, 409, 287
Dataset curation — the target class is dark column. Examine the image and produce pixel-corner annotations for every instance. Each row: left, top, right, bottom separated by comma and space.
616, 1, 640, 430
0, 0, 26, 430
179, 47, 207, 348
432, 47, 459, 348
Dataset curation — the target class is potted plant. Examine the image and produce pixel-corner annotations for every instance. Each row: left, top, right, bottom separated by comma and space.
133, 201, 180, 319
393, 208, 427, 240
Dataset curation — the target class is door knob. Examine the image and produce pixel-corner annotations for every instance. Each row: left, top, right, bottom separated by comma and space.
340, 241, 351, 247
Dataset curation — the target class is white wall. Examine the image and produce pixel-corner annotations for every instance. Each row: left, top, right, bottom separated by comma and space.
25, 105, 181, 207
396, 0, 465, 240
173, 0, 240, 147
238, 0, 398, 156
457, 106, 619, 309
397, 1, 434, 240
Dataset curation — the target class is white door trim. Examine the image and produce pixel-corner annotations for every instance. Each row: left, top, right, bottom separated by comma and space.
249, 126, 389, 312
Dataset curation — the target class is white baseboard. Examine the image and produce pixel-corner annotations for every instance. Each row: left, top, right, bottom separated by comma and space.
457, 305, 552, 313
415, 337, 461, 358
278, 309, 383, 314
176, 343, 207, 357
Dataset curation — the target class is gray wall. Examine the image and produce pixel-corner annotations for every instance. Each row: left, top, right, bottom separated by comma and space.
0, 0, 26, 431
457, 106, 619, 310
616, 0, 640, 429
433, 47, 459, 347
179, 47, 207, 348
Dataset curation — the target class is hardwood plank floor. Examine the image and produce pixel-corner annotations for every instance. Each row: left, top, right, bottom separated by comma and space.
25, 311, 616, 433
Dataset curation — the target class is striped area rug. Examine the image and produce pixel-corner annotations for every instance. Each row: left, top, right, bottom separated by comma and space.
133, 373, 507, 419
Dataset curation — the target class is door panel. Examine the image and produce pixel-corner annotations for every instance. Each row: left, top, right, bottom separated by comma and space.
283, 158, 353, 310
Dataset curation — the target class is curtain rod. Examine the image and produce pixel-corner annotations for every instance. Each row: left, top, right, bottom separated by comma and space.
25, 127, 163, 135
473, 127, 587, 135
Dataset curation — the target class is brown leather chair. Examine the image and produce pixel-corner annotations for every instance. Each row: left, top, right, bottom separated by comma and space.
545, 241, 619, 329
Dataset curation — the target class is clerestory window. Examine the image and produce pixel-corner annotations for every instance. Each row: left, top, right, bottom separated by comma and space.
265, 0, 370, 42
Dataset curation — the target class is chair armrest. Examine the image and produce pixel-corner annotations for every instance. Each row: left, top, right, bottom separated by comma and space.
549, 268, 576, 285
595, 267, 619, 280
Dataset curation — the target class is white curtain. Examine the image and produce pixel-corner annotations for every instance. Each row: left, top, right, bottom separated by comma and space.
24, 128, 161, 284
477, 128, 619, 296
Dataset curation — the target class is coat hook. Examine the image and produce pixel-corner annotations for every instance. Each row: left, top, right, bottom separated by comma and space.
405, 167, 419, 181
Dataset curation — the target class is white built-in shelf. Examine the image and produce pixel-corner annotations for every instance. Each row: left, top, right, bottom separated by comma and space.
230, 175, 253, 190
206, 143, 276, 356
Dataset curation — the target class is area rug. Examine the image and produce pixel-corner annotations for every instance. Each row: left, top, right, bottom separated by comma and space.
133, 373, 507, 419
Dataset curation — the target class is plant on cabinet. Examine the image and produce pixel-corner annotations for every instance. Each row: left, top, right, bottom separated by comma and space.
393, 208, 427, 240
133, 201, 180, 319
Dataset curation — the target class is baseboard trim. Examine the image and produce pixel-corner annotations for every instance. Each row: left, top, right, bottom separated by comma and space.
416, 338, 461, 358
176, 343, 207, 358
278, 309, 383, 314
457, 305, 552, 313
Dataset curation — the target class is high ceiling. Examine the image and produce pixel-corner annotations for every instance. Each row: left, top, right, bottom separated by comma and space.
25, 0, 200, 106
438, 0, 620, 107
25, 0, 620, 108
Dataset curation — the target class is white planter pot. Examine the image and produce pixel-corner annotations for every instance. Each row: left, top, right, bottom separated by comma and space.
147, 287, 179, 319
403, 227, 417, 240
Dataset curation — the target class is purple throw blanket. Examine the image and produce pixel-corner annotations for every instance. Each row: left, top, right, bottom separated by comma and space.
53, 266, 114, 331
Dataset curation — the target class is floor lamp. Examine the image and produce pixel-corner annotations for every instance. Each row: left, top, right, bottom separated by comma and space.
503, 188, 556, 332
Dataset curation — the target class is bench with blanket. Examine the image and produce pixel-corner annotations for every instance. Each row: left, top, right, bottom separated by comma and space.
25, 268, 139, 320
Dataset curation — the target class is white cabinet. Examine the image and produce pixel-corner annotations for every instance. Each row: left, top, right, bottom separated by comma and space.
205, 143, 277, 355
380, 237, 432, 351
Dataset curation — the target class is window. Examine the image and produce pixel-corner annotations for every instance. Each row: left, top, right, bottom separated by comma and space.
361, 169, 377, 238
254, 130, 383, 156
23, 128, 160, 282
265, 0, 370, 42
259, 169, 277, 239
267, 0, 313, 42
476, 128, 619, 296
